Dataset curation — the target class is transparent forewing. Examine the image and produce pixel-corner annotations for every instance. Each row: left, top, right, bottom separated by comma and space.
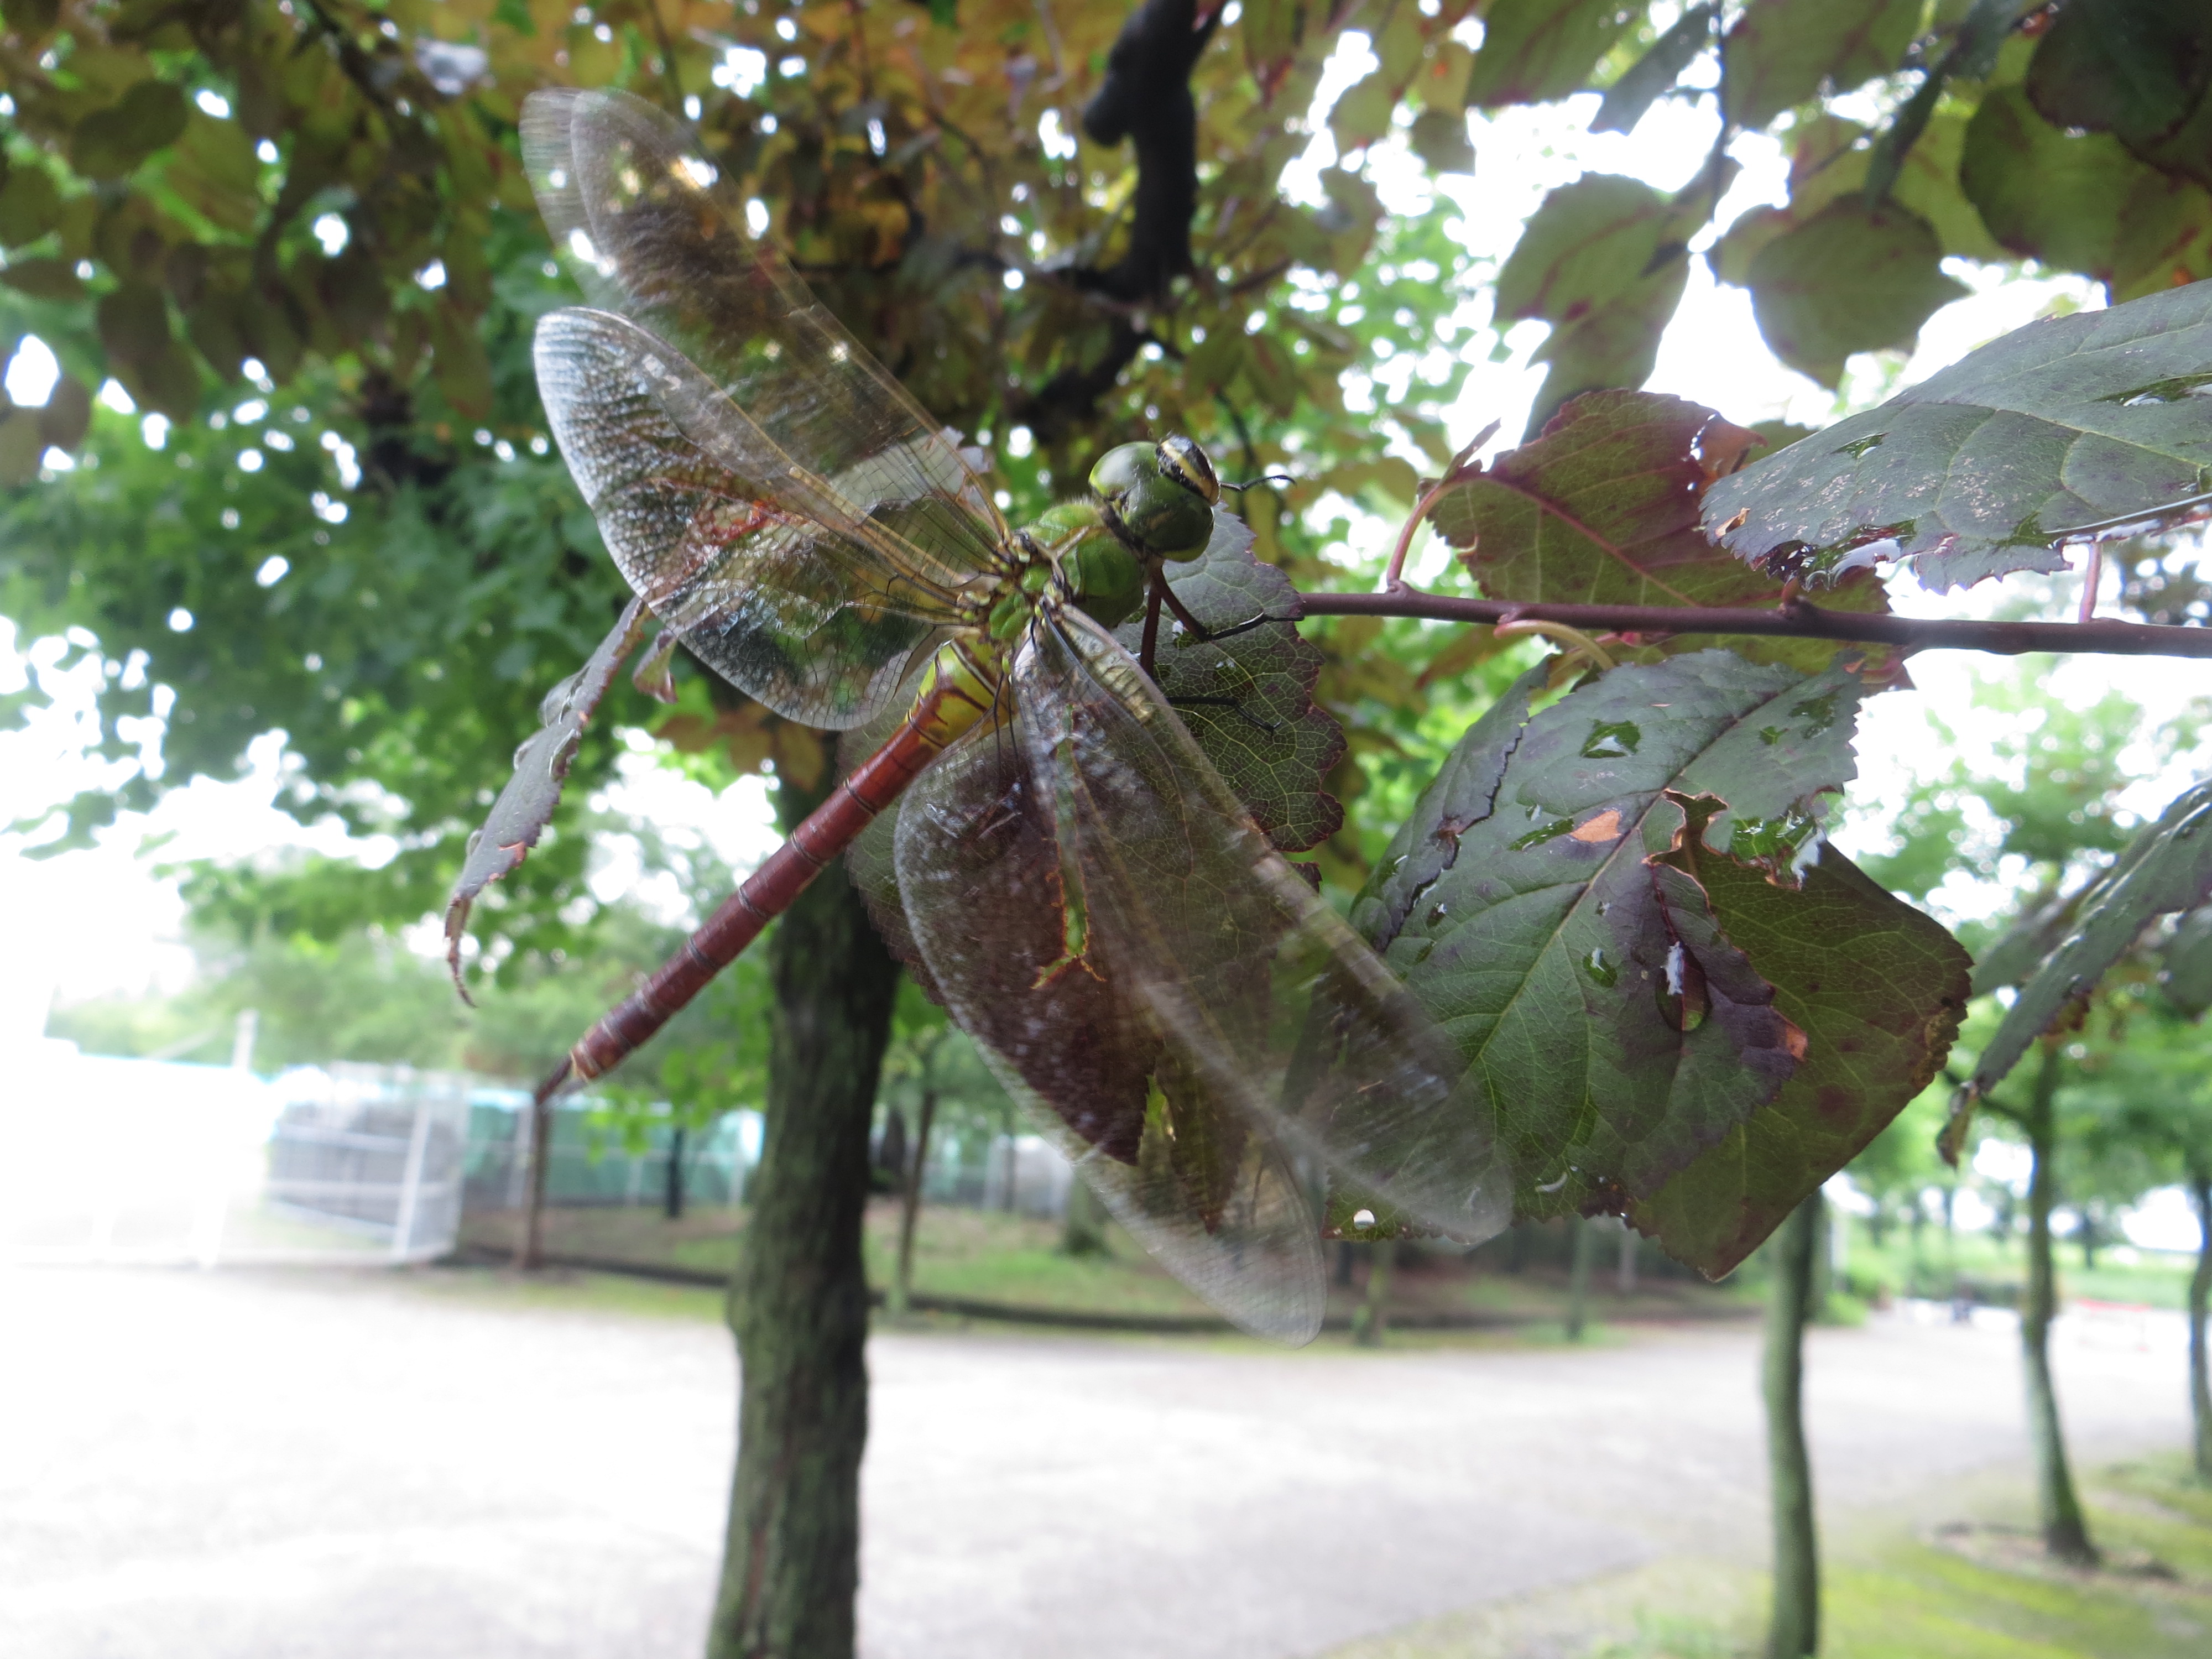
536, 307, 978, 727
893, 726, 1327, 1344
1016, 609, 1515, 1244
521, 88, 1009, 582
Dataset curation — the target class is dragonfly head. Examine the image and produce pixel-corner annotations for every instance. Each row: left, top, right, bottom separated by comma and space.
1091, 436, 1219, 562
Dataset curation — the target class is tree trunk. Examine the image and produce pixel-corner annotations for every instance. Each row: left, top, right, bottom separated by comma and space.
890, 1087, 936, 1317
1566, 1215, 1595, 1341
665, 1125, 687, 1221
1061, 1168, 1109, 1256
707, 826, 900, 1659
1764, 1191, 1821, 1659
1353, 1239, 1394, 1347
1616, 1219, 1638, 1297
2190, 1173, 2212, 1483
2021, 1043, 2098, 1566
516, 1094, 551, 1270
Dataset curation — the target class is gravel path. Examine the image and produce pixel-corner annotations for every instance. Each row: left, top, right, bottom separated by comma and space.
0, 1266, 2187, 1658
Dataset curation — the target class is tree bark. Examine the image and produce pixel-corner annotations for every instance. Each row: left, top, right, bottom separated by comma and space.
2190, 1173, 2212, 1483
707, 832, 900, 1659
1764, 1191, 1821, 1659
1061, 1167, 1109, 1256
666, 1125, 687, 1221
1353, 1240, 1394, 1348
1566, 1215, 1595, 1341
2021, 1044, 2098, 1565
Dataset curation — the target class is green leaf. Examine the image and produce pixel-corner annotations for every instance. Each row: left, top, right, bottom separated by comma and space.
69, 79, 189, 182
1968, 779, 2212, 1100
1353, 651, 1873, 1223
1591, 3, 1718, 135
1627, 837, 1970, 1276
1464, 0, 1642, 109
2026, 0, 2212, 190
1720, 0, 1921, 131
1429, 389, 1893, 674
1960, 86, 2212, 300
2159, 902, 2212, 1015
1109, 510, 1346, 854
1407, 109, 1474, 175
0, 163, 62, 250
1703, 280, 2212, 593
1743, 198, 1969, 388
0, 256, 84, 300
1495, 174, 1709, 434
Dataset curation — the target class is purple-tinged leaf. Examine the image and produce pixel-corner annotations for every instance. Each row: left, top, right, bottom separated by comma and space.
1353, 650, 1873, 1222
1629, 830, 1970, 1276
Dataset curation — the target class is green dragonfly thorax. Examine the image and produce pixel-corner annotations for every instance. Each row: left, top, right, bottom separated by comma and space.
981, 435, 1225, 640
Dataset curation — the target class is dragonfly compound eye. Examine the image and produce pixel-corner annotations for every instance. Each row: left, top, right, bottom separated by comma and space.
1089, 439, 1217, 562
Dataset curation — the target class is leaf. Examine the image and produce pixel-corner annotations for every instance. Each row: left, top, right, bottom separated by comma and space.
850, 509, 1345, 985
0, 163, 62, 250
2159, 902, 2212, 1015
1495, 174, 1709, 434
1703, 280, 2212, 593
2026, 0, 2212, 191
1408, 109, 1474, 175
1743, 199, 1969, 388
1967, 779, 2212, 1101
1720, 0, 1921, 131
36, 374, 91, 452
1627, 837, 1970, 1276
1428, 390, 1892, 674
443, 598, 651, 997
1973, 880, 2094, 997
1960, 86, 2212, 300
69, 79, 189, 181
1464, 0, 1642, 109
0, 257, 83, 300
1353, 651, 1874, 1223
1592, 3, 1719, 135
1109, 509, 1346, 854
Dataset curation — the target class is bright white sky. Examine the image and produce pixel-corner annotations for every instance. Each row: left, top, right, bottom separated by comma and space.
2, 41, 2206, 1246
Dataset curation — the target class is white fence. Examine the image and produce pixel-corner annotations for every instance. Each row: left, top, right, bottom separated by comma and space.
2, 1044, 469, 1266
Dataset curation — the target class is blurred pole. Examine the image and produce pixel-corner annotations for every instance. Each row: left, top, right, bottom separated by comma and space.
1566, 1215, 1594, 1340
516, 1094, 551, 1271
891, 1088, 937, 1316
2189, 1175, 2212, 1481
1616, 1218, 1637, 1297
1764, 1191, 1820, 1659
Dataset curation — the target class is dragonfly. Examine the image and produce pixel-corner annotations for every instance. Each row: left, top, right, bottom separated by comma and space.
477, 87, 1507, 1342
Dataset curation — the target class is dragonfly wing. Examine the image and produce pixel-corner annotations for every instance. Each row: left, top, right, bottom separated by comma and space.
1014, 608, 1515, 1245
536, 306, 962, 728
893, 726, 1329, 1344
522, 90, 1009, 585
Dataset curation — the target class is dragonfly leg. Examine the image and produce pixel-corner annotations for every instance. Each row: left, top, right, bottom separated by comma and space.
1139, 575, 1166, 677
1156, 578, 1293, 648
1168, 692, 1283, 733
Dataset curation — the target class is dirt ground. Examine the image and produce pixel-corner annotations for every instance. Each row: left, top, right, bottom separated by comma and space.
0, 1265, 2188, 1658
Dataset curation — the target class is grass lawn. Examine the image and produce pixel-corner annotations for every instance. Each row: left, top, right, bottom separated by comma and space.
1325, 1457, 2212, 1658
456, 1198, 1763, 1326
1842, 1219, 2197, 1312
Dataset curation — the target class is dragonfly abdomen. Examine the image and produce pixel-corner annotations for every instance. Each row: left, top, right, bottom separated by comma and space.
563, 634, 1006, 1088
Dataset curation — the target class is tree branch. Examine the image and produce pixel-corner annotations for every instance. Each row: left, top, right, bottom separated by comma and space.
1291, 586, 2212, 660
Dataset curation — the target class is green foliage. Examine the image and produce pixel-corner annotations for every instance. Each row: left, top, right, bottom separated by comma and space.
1720, 0, 1922, 131
1968, 780, 2212, 1102
1705, 281, 2212, 593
